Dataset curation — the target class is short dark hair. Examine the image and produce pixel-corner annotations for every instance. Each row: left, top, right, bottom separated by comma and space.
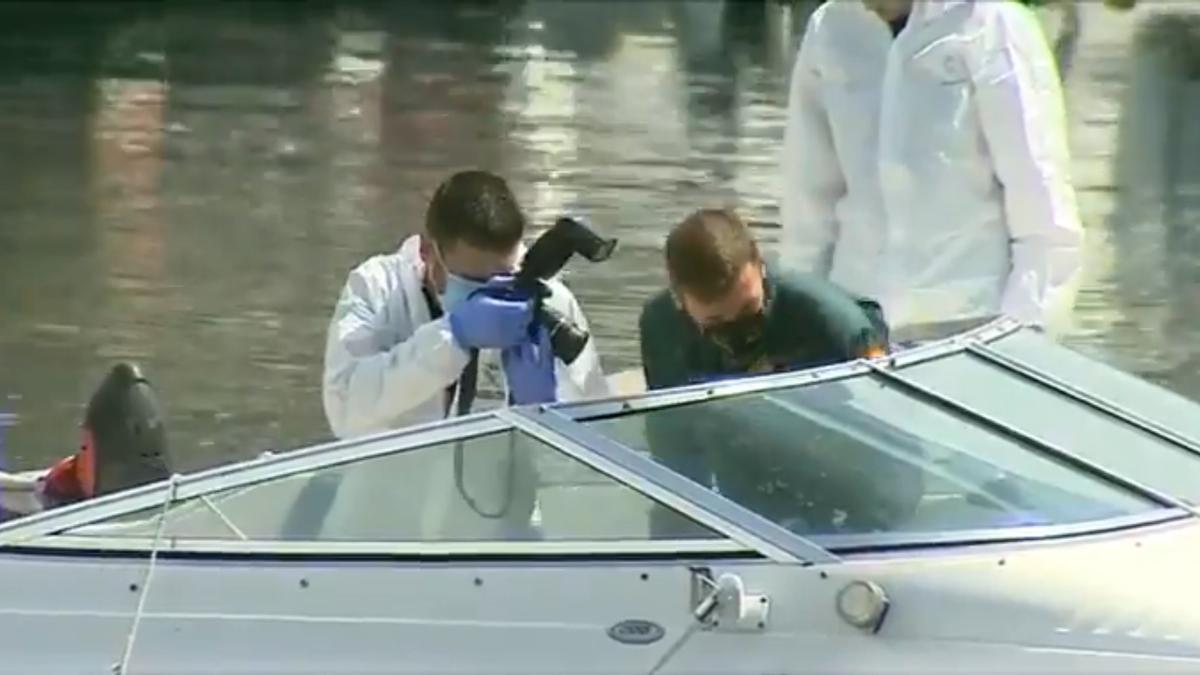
425, 170, 526, 252
665, 208, 761, 302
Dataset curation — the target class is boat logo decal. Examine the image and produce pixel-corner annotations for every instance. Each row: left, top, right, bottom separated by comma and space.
607, 619, 665, 645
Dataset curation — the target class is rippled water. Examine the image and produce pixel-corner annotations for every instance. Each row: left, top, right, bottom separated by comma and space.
1, 1, 1198, 471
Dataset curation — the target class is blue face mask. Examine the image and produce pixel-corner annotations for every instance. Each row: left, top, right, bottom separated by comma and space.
440, 272, 487, 313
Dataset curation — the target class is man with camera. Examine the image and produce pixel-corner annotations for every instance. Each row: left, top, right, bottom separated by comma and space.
321, 170, 610, 440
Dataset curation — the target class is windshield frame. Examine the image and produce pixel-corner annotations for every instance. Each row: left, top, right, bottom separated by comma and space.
549, 318, 1028, 421
806, 510, 1192, 554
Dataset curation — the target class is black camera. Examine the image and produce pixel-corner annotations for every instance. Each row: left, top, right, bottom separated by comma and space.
514, 216, 617, 365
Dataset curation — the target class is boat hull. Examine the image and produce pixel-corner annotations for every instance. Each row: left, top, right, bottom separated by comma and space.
2, 519, 1199, 674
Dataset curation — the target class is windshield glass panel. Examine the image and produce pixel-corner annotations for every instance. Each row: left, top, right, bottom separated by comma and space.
588, 377, 1158, 540
989, 330, 1200, 446
903, 353, 1200, 504
64, 430, 723, 542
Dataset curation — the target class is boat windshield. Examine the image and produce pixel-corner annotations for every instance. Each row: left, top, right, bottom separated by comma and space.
13, 324, 1195, 557
62, 428, 726, 545
986, 330, 1200, 448
588, 374, 1162, 543
902, 350, 1200, 504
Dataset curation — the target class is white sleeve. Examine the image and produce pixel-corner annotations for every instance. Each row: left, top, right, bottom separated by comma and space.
549, 284, 611, 402
322, 267, 470, 439
971, 4, 1084, 326
780, 9, 846, 278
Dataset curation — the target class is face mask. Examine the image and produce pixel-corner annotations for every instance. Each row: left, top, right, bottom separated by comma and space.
439, 272, 487, 313
703, 309, 768, 362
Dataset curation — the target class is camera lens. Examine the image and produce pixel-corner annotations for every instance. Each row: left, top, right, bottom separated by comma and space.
537, 306, 589, 365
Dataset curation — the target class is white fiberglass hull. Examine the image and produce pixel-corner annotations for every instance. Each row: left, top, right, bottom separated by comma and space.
1, 518, 1199, 674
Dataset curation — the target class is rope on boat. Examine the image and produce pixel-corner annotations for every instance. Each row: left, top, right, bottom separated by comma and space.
199, 494, 247, 540
112, 473, 181, 675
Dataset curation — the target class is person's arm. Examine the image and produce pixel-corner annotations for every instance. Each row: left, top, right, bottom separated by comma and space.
637, 301, 714, 537
638, 295, 691, 391
638, 299, 707, 479
971, 3, 1084, 326
322, 265, 469, 439
780, 8, 846, 279
777, 274, 889, 366
851, 297, 890, 356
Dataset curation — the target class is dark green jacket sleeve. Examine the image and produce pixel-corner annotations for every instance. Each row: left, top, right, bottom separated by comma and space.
637, 292, 719, 537
639, 291, 693, 391
821, 295, 888, 359
771, 272, 889, 363
853, 297, 890, 351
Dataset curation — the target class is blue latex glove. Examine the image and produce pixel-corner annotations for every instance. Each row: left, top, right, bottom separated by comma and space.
447, 279, 534, 350
502, 326, 557, 405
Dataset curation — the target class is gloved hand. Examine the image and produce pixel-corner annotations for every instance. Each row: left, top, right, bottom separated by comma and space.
502, 325, 557, 405
447, 278, 534, 350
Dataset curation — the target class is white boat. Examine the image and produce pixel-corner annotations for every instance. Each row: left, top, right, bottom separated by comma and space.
2, 317, 1200, 674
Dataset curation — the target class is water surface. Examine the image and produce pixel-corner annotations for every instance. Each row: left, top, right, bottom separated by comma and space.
1, 1, 1198, 470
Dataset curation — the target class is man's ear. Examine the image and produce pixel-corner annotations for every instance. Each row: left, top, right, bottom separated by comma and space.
418, 234, 433, 263
752, 259, 766, 281
419, 235, 445, 292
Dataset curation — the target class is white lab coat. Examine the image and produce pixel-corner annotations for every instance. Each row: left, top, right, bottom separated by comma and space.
318, 235, 611, 542
321, 234, 610, 440
780, 0, 1083, 336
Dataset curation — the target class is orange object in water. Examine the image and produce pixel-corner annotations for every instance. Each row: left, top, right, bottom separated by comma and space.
77, 426, 96, 499
43, 426, 97, 504
42, 456, 84, 506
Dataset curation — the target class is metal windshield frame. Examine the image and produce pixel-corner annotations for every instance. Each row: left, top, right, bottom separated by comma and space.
546, 318, 1029, 421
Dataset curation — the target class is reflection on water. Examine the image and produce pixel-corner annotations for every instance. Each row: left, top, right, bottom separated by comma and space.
1061, 6, 1200, 395
0, 2, 1198, 471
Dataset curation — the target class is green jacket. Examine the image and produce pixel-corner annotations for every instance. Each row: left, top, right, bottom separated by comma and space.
638, 269, 888, 391
636, 271, 907, 537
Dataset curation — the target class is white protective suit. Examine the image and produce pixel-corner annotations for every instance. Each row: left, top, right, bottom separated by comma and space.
780, 0, 1083, 337
322, 234, 611, 439
317, 235, 611, 542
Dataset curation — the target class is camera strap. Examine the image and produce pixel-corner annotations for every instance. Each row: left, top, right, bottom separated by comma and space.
421, 285, 479, 418
456, 350, 480, 417
422, 285, 507, 519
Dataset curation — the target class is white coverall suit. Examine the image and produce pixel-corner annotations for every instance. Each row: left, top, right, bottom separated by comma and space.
317, 235, 610, 541
780, 0, 1084, 342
